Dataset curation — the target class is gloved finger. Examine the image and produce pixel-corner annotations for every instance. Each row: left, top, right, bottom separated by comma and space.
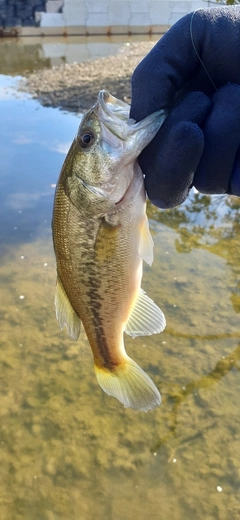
130, 7, 240, 122
194, 84, 240, 193
144, 122, 204, 208
138, 92, 211, 208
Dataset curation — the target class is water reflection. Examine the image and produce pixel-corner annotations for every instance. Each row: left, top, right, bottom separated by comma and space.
1, 75, 240, 520
148, 192, 240, 316
0, 75, 80, 250
0, 34, 158, 75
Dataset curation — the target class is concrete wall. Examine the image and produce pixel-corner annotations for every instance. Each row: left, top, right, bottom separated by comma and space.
0, 0, 216, 36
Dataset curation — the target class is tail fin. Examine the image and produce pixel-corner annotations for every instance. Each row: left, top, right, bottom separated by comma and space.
94, 357, 161, 412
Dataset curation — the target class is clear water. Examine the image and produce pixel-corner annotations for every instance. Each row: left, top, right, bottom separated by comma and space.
0, 53, 240, 519
0, 34, 158, 74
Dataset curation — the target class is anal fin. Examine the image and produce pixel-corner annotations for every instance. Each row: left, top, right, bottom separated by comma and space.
55, 276, 81, 341
124, 288, 166, 338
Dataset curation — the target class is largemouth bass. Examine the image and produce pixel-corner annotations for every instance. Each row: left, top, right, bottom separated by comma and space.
52, 91, 167, 412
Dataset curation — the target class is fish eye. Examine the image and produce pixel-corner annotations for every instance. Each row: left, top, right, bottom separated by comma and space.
78, 130, 95, 149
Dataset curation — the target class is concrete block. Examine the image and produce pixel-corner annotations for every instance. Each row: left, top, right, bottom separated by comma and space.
190, 0, 208, 10
108, 2, 130, 25
149, 1, 171, 25
88, 1, 109, 13
129, 13, 151, 26
86, 12, 109, 27
130, 1, 150, 14
40, 12, 65, 27
169, 1, 191, 15
169, 2, 191, 26
46, 1, 64, 13
63, 0, 82, 6
63, 2, 87, 26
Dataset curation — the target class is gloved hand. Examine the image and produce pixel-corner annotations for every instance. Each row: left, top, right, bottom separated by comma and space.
130, 7, 240, 208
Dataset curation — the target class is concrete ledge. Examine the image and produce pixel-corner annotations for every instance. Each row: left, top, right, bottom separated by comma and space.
17, 26, 66, 36
12, 24, 169, 37
150, 24, 169, 34
63, 25, 88, 35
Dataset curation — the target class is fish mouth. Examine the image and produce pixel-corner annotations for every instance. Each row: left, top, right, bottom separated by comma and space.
98, 90, 130, 121
95, 90, 167, 145
95, 90, 132, 141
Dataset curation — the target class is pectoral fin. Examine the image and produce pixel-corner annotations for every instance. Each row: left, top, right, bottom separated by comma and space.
55, 276, 81, 340
139, 214, 154, 265
124, 288, 166, 338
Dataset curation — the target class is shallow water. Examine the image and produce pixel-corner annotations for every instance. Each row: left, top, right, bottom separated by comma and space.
0, 34, 158, 74
1, 70, 240, 520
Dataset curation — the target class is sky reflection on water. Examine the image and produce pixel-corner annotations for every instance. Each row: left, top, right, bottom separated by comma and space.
0, 73, 240, 520
0, 75, 80, 249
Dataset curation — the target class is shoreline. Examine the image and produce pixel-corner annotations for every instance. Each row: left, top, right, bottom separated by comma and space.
20, 41, 156, 112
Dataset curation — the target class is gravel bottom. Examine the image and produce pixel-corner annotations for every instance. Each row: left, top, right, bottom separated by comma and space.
20, 41, 155, 113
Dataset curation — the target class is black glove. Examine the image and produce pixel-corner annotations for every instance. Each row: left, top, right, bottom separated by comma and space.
130, 7, 240, 208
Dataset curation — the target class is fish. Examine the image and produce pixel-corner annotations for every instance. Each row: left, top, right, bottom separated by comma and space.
52, 90, 167, 412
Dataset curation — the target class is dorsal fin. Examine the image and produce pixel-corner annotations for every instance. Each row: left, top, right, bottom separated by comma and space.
55, 276, 81, 340
124, 288, 166, 338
